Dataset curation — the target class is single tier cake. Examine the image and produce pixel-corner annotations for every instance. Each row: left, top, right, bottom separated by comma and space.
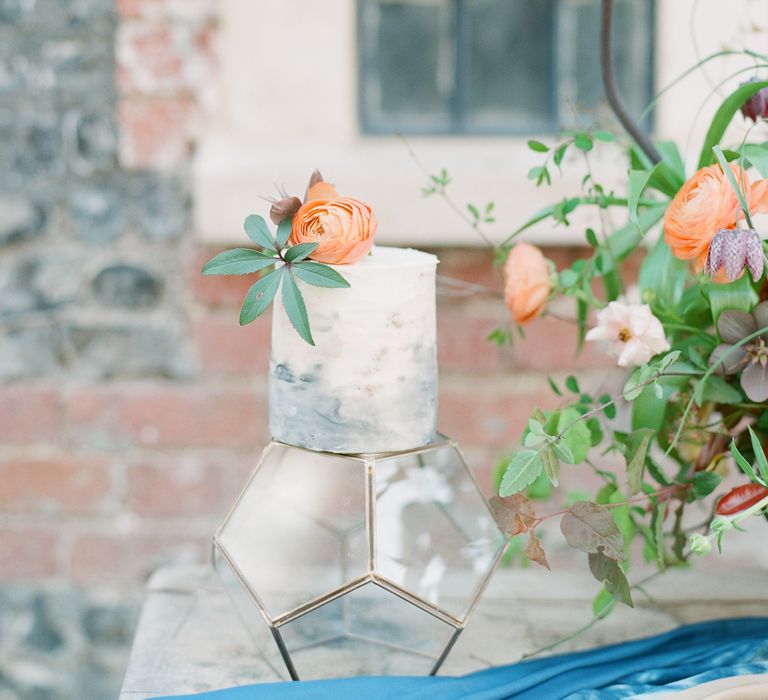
269, 246, 438, 453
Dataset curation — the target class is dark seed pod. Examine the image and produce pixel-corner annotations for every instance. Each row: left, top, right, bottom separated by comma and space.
269, 196, 302, 225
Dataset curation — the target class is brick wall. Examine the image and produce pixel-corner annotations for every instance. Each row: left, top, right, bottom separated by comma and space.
0, 1, 621, 697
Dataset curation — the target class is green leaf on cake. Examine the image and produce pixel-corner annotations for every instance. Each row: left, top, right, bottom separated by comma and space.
202, 248, 276, 276
282, 270, 314, 345
292, 262, 350, 288
244, 214, 277, 251
239, 268, 283, 325
284, 242, 319, 263
276, 217, 293, 249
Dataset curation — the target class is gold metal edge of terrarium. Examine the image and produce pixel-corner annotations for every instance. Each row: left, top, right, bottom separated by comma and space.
365, 460, 376, 573
270, 434, 452, 461
213, 440, 279, 540
272, 573, 374, 627
371, 574, 464, 629
461, 539, 508, 623
211, 538, 274, 628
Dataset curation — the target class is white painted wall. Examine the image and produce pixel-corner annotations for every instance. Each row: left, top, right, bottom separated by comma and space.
194, 0, 768, 247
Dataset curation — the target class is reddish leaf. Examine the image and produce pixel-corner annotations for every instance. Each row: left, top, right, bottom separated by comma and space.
525, 530, 550, 570
490, 494, 537, 536
560, 501, 626, 561
715, 483, 768, 515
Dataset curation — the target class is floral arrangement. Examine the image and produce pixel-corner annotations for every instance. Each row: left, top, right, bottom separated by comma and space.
420, 49, 768, 615
202, 170, 375, 345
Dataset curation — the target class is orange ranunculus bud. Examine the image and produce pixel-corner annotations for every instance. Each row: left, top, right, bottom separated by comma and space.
290, 196, 376, 265
664, 163, 768, 266
503, 242, 552, 325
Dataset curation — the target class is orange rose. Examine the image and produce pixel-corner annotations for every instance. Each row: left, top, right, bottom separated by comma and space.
664, 163, 768, 266
503, 243, 552, 324
289, 180, 376, 265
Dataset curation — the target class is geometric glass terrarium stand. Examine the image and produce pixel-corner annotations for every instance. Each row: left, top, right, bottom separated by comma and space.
212, 436, 506, 680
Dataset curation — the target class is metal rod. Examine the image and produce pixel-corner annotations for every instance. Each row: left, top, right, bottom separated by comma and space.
213, 540, 274, 626
373, 576, 463, 628
600, 0, 661, 165
366, 460, 376, 573
273, 574, 373, 627
430, 627, 463, 676
271, 626, 300, 681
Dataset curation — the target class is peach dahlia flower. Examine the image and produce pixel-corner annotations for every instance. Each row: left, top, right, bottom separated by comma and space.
503, 243, 552, 324
663, 163, 768, 266
289, 180, 376, 265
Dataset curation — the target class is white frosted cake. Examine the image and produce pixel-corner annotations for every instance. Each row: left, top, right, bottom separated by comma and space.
269, 246, 438, 453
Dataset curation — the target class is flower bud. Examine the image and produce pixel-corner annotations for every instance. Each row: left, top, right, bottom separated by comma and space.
269, 196, 302, 225
740, 79, 768, 122
688, 533, 712, 555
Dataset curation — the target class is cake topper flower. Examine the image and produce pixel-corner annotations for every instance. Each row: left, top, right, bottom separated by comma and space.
200, 169, 376, 346
287, 170, 377, 265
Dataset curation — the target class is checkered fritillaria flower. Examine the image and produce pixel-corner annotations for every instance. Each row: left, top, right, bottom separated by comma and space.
704, 228, 765, 283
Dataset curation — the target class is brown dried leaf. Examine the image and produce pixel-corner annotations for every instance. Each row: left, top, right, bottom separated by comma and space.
490, 493, 536, 536
269, 196, 302, 225
560, 501, 625, 561
587, 551, 633, 607
525, 530, 550, 570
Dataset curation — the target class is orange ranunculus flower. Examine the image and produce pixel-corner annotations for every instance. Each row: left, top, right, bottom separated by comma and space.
289, 180, 376, 265
664, 163, 768, 266
503, 242, 552, 324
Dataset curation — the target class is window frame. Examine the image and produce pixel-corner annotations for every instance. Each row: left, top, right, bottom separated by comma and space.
357, 0, 655, 137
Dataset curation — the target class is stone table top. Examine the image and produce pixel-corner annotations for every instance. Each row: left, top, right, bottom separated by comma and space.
119, 563, 768, 699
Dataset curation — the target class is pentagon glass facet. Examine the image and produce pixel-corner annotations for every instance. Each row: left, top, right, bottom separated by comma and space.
213, 437, 505, 680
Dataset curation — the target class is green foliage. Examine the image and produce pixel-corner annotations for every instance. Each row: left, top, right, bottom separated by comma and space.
202, 249, 276, 276
204, 213, 350, 345
625, 428, 655, 495
527, 139, 549, 153
499, 451, 544, 497
240, 269, 282, 325
281, 270, 314, 345
692, 472, 722, 498
291, 262, 350, 288
244, 214, 277, 251
705, 274, 758, 324
698, 80, 768, 168
486, 56, 768, 605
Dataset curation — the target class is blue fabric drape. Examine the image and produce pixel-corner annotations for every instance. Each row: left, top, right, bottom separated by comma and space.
151, 617, 768, 700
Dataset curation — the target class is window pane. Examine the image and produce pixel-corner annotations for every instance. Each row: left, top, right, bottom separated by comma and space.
360, 0, 454, 132
556, 0, 654, 130
464, 0, 555, 132
359, 0, 654, 134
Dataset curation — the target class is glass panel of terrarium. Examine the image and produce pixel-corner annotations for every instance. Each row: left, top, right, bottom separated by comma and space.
464, 0, 555, 132
217, 443, 369, 620
374, 444, 504, 620
359, 0, 454, 133
556, 0, 654, 131
212, 545, 290, 680
279, 581, 455, 679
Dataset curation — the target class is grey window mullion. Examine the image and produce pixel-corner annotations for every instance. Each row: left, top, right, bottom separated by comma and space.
452, 0, 470, 132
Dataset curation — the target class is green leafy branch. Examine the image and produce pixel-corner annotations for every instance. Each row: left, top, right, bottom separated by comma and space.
499, 352, 690, 498
202, 214, 350, 346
